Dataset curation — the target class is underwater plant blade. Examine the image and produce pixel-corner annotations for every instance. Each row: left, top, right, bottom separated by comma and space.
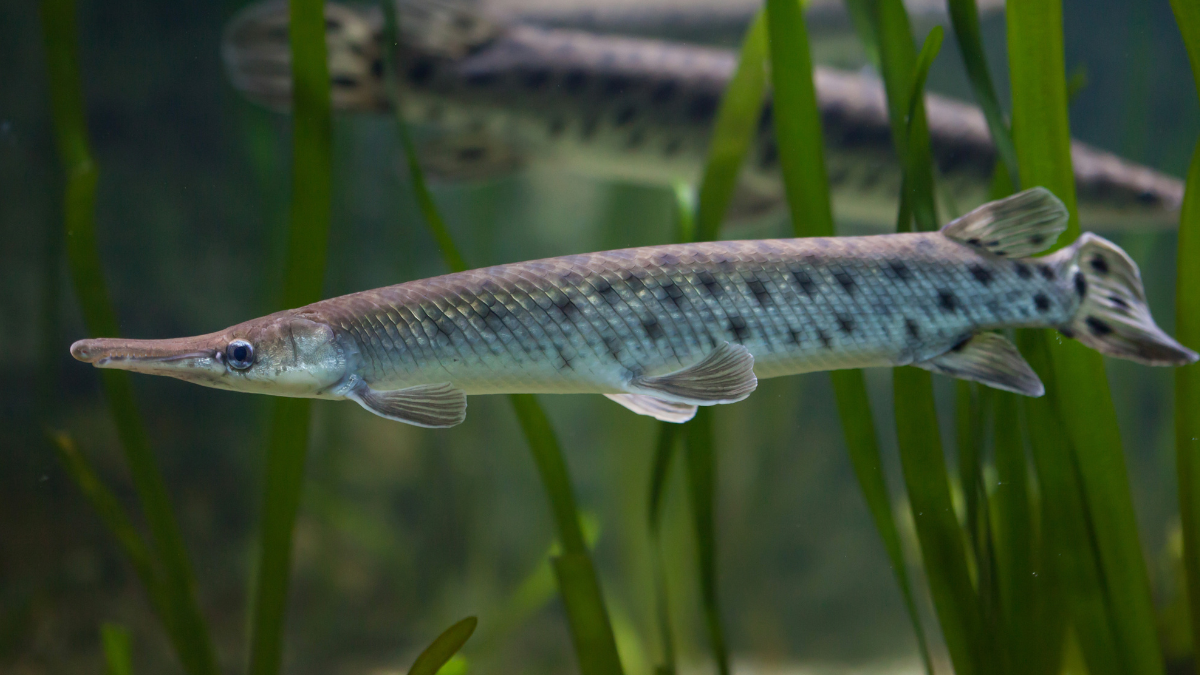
683, 408, 729, 675
551, 554, 626, 675
945, 0, 1018, 188
509, 394, 624, 674
830, 370, 934, 675
406, 617, 478, 675
694, 9, 768, 243
767, 0, 834, 238
39, 1, 218, 673
766, 2, 931, 670
1008, 3, 1163, 673
902, 26, 942, 232
101, 623, 134, 675
893, 368, 990, 675
1177, 139, 1200, 675
248, 0, 333, 673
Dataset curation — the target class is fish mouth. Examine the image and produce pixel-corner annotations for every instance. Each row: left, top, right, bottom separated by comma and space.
71, 337, 227, 382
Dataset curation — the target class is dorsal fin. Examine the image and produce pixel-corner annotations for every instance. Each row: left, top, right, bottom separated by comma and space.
941, 187, 1068, 258
348, 382, 467, 427
605, 394, 697, 423
630, 342, 757, 405
915, 332, 1044, 396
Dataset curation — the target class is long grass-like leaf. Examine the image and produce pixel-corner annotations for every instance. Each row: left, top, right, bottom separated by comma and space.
407, 617, 477, 675
1008, 3, 1164, 673
101, 623, 134, 675
376, 12, 621, 664
945, 0, 1018, 188
39, 1, 218, 672
694, 10, 768, 243
247, 0, 334, 672
683, 409, 728, 675
1169, 3, 1200, 670
767, 1, 931, 671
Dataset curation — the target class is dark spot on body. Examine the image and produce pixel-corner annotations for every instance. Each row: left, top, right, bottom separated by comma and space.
937, 290, 959, 312
791, 269, 816, 295
747, 278, 772, 305
687, 93, 719, 123
1086, 316, 1114, 336
523, 69, 551, 89
834, 269, 856, 294
371, 58, 384, 79
728, 316, 750, 342
788, 328, 801, 344
642, 316, 664, 340
1037, 264, 1055, 281
651, 80, 677, 103
889, 261, 911, 281
837, 314, 855, 334
905, 319, 920, 340
614, 104, 638, 126
332, 75, 358, 88
1109, 295, 1129, 309
594, 279, 620, 304
950, 335, 971, 352
1034, 293, 1050, 312
1015, 262, 1032, 279
969, 264, 993, 285
603, 76, 631, 96
697, 271, 722, 295
817, 329, 831, 348
325, 17, 342, 30
1137, 190, 1158, 205
1060, 327, 1076, 339
661, 281, 685, 306
563, 70, 587, 92
1090, 254, 1109, 274
604, 335, 621, 360
966, 238, 981, 246
1030, 233, 1046, 246
1074, 271, 1088, 298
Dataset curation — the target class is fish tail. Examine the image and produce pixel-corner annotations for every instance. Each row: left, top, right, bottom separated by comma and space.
1049, 233, 1197, 365
222, 1, 389, 112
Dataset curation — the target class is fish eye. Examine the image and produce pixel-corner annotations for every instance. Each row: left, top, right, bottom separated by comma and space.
226, 340, 255, 370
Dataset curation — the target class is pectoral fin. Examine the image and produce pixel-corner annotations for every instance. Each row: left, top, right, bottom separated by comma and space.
631, 342, 758, 404
916, 332, 1044, 397
348, 382, 467, 427
604, 394, 698, 423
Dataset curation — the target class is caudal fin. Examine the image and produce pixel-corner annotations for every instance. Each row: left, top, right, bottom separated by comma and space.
222, 1, 389, 112
1049, 233, 1197, 366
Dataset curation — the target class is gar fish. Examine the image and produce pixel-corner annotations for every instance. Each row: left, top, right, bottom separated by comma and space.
221, 0, 1183, 229
70, 189, 1196, 427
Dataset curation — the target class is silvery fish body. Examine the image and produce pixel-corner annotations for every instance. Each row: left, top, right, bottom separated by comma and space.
222, 0, 1184, 229
70, 190, 1197, 427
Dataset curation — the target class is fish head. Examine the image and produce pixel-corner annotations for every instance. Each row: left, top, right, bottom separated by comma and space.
70, 312, 352, 399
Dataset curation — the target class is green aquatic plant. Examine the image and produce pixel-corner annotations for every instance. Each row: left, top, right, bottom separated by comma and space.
39, 0, 219, 671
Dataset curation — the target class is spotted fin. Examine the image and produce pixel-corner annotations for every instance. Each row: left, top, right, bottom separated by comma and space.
916, 332, 1044, 397
940, 187, 1069, 258
605, 394, 697, 423
348, 382, 467, 427
1048, 232, 1198, 366
630, 342, 757, 405
419, 133, 525, 182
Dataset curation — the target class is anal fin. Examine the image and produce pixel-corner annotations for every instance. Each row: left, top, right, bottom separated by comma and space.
348, 382, 467, 428
631, 342, 757, 404
915, 332, 1044, 397
605, 394, 697, 423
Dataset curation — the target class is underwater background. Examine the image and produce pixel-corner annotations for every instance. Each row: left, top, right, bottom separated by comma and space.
3, 0, 1200, 673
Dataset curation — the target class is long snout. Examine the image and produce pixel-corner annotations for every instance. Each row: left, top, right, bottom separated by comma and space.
70, 335, 227, 382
